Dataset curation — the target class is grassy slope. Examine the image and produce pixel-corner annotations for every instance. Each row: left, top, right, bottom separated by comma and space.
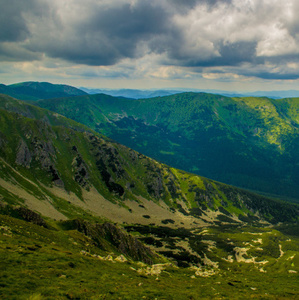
1, 95, 299, 299
1, 214, 298, 299
34, 92, 299, 200
1, 97, 298, 225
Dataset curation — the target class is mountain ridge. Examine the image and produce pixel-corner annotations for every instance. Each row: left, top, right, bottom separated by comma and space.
32, 92, 299, 200
81, 86, 299, 99
1, 95, 298, 225
0, 81, 87, 101
1, 94, 299, 299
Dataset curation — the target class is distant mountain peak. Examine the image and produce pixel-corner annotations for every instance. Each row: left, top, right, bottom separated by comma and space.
0, 81, 87, 101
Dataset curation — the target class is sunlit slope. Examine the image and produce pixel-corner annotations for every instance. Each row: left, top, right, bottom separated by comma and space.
1, 212, 299, 299
33, 92, 299, 199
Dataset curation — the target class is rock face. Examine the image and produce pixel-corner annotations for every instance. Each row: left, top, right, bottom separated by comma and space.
90, 135, 126, 196
15, 206, 48, 227
0, 203, 47, 227
15, 139, 32, 167
15, 134, 64, 187
66, 219, 156, 264
97, 222, 156, 264
71, 146, 90, 189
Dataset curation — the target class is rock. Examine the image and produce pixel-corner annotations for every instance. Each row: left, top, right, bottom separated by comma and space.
72, 154, 90, 189
137, 263, 173, 276
115, 255, 128, 262
15, 139, 32, 167
67, 220, 156, 264
15, 206, 47, 227
106, 255, 114, 261
190, 265, 218, 277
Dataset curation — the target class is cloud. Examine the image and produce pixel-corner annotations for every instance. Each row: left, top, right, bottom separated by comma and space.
24, 0, 173, 66
0, 0, 32, 42
0, 42, 41, 62
1, 0, 299, 83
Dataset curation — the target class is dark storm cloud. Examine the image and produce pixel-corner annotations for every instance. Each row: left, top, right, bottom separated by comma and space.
25, 1, 173, 66
0, 0, 50, 60
88, 3, 168, 39
0, 0, 30, 42
216, 41, 259, 66
165, 40, 260, 68
0, 0, 51, 42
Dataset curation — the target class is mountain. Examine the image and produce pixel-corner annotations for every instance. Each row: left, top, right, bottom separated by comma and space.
1, 95, 299, 298
34, 92, 299, 200
0, 81, 87, 101
243, 90, 299, 99
2, 94, 297, 225
80, 87, 187, 99
81, 87, 299, 99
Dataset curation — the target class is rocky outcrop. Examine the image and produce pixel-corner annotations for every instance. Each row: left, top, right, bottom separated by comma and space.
0, 203, 47, 227
15, 206, 48, 227
144, 162, 164, 199
71, 146, 90, 189
88, 134, 126, 196
15, 139, 32, 167
31, 137, 55, 168
97, 222, 156, 264
30, 137, 64, 187
64, 219, 156, 264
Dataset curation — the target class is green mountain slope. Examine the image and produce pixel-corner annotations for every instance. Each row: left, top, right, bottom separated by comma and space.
1, 95, 298, 225
33, 92, 299, 200
1, 212, 299, 299
0, 81, 87, 101
1, 95, 299, 299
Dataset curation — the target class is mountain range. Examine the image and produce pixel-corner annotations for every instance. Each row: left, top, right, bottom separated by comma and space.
81, 87, 299, 99
0, 82, 299, 299
2, 94, 296, 225
33, 92, 299, 201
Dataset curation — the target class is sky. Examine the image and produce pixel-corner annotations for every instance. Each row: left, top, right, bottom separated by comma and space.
1, 0, 299, 91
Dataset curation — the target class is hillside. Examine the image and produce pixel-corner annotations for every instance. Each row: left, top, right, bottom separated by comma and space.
1, 95, 299, 299
1, 212, 299, 299
0, 81, 87, 101
1, 95, 298, 225
34, 92, 299, 200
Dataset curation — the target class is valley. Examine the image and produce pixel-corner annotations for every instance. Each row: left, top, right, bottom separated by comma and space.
0, 84, 298, 299
33, 92, 299, 200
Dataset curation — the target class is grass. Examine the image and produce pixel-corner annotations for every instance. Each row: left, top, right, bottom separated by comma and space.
1, 94, 299, 298
1, 214, 299, 299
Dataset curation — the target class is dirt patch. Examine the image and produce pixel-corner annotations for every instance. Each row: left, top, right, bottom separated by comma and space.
0, 178, 67, 220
